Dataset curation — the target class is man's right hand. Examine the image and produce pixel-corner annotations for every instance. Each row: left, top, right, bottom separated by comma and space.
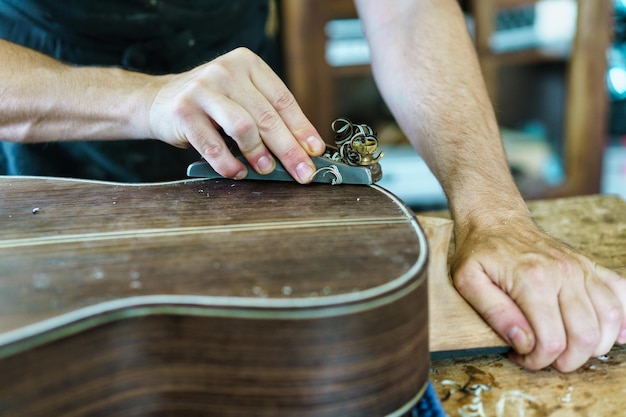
147, 47, 326, 183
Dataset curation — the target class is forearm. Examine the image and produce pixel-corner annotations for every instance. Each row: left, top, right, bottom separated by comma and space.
0, 39, 158, 143
356, 0, 626, 374
355, 0, 531, 231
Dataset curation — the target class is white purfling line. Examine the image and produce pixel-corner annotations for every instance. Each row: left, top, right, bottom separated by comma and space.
0, 217, 407, 249
0, 268, 428, 356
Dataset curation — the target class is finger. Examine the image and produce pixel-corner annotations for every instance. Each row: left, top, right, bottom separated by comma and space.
201, 76, 317, 183
208, 48, 322, 183
452, 263, 535, 355
231, 83, 318, 183
183, 111, 248, 180
595, 264, 626, 344
195, 91, 279, 176
504, 266, 568, 370
585, 276, 622, 356
550, 281, 601, 372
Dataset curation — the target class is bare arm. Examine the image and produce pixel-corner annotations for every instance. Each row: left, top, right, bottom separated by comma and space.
354, 0, 527, 226
0, 40, 325, 183
355, 0, 626, 372
0, 39, 153, 143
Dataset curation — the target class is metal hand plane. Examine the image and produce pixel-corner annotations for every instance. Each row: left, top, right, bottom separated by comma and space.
187, 118, 384, 185
186, 151, 382, 185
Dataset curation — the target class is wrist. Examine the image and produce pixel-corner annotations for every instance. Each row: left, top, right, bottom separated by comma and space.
450, 194, 534, 244
107, 68, 164, 140
72, 66, 163, 141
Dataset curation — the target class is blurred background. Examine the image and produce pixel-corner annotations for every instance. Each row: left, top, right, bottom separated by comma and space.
276, 0, 626, 211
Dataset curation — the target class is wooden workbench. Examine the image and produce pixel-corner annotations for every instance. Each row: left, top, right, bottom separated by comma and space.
421, 194, 626, 417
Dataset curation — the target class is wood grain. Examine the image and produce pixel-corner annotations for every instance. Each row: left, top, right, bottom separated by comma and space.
0, 176, 429, 417
432, 344, 626, 417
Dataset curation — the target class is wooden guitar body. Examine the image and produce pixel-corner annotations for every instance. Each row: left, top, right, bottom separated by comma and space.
0, 176, 429, 417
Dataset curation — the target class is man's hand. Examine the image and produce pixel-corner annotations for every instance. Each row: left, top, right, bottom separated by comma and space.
0, 41, 324, 182
450, 219, 626, 372
147, 47, 326, 183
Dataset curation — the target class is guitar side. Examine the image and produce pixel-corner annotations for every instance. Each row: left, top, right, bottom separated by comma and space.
0, 176, 429, 417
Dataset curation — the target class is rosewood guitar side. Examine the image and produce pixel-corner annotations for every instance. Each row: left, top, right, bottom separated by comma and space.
0, 176, 430, 417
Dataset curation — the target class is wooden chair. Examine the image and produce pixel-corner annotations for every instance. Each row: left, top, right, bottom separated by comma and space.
471, 0, 613, 197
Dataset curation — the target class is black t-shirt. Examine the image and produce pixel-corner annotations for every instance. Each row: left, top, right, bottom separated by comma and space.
0, 0, 273, 182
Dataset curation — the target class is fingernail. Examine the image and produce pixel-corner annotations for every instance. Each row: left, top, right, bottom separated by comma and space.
306, 135, 326, 154
234, 169, 247, 180
257, 155, 274, 174
295, 161, 314, 183
508, 326, 530, 353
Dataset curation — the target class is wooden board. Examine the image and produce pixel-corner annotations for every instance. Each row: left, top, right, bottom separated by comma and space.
421, 194, 626, 354
0, 176, 429, 417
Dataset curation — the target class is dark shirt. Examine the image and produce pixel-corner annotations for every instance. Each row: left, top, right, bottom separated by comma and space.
0, 0, 273, 182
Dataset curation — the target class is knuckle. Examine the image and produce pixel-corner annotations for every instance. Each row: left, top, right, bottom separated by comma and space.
450, 265, 480, 294
236, 139, 263, 155
543, 338, 567, 357
257, 110, 281, 133
279, 143, 306, 164
452, 272, 471, 293
170, 97, 195, 120
452, 267, 472, 291
199, 61, 232, 85
603, 303, 624, 326
522, 263, 550, 286
202, 142, 224, 159
272, 89, 297, 112
183, 78, 205, 92
556, 257, 576, 278
231, 117, 256, 139
218, 47, 257, 70
481, 304, 509, 327
571, 328, 601, 350
230, 46, 254, 60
